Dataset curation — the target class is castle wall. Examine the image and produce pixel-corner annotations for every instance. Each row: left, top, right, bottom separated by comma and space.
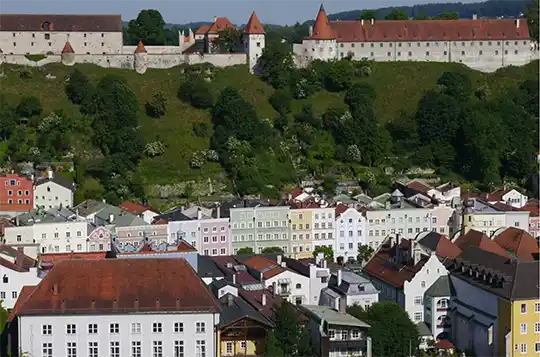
295, 39, 538, 72
0, 31, 123, 55
122, 45, 182, 54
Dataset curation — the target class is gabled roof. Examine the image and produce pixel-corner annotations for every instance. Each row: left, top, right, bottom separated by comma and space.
35, 175, 74, 190
243, 256, 285, 279
61, 41, 74, 54
16, 259, 221, 316
176, 240, 197, 252
425, 275, 452, 297
218, 292, 273, 328
329, 18, 530, 42
244, 11, 265, 35
454, 230, 511, 259
0, 245, 36, 272
309, 5, 335, 40
493, 227, 540, 261
8, 285, 36, 322
195, 25, 210, 35
418, 232, 462, 259
208, 17, 234, 34
120, 201, 156, 215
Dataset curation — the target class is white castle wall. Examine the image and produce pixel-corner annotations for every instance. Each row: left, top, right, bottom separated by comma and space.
122, 45, 182, 54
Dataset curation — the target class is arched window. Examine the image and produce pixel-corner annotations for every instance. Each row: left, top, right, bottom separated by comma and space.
2, 275, 8, 283
296, 283, 302, 289
42, 22, 51, 31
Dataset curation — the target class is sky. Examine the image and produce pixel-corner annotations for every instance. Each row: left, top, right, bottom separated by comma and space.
0, 0, 480, 25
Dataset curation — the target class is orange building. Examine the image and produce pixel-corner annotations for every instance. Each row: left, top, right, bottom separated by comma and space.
0, 173, 33, 214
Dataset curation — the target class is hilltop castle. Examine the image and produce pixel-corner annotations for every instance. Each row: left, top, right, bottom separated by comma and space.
293, 5, 538, 72
0, 12, 265, 73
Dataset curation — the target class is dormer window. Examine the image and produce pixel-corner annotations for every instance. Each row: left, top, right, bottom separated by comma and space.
42, 21, 51, 31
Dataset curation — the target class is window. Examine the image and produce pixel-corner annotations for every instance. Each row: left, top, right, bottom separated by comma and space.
88, 323, 98, 334
296, 283, 302, 289
67, 342, 77, 357
226, 342, 233, 355
110, 341, 120, 357
521, 303, 527, 314
42, 324, 52, 335
536, 342, 540, 353
44, 33, 50, 40
131, 322, 141, 334
153, 341, 163, 357
534, 322, 540, 333
0, 292, 5, 299
352, 330, 360, 339
328, 329, 336, 339
42, 342, 53, 357
132, 341, 142, 357
196, 322, 206, 333
521, 323, 527, 334
414, 312, 422, 321
341, 330, 348, 340
67, 324, 76, 334
175, 341, 184, 357
88, 342, 98, 357
387, 51, 391, 56
535, 302, 540, 313
153, 322, 163, 333
196, 340, 206, 357
421, 281, 426, 288
110, 323, 119, 333
414, 296, 422, 305
520, 343, 527, 354
174, 322, 184, 332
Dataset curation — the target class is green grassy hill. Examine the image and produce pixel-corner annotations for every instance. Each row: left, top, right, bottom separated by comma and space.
0, 60, 537, 188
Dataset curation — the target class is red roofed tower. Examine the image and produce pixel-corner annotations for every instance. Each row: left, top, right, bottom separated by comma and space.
61, 41, 76, 66
133, 40, 148, 74
304, 5, 337, 62
243, 11, 266, 74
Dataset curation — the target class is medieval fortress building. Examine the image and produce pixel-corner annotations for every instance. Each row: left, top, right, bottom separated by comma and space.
294, 6, 538, 72
0, 6, 537, 74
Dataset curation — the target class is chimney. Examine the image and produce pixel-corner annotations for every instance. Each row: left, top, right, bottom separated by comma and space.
409, 239, 415, 263
213, 16, 217, 23
370, 18, 374, 25
109, 214, 114, 223
323, 260, 327, 269
113, 298, 118, 310
309, 25, 313, 36
197, 207, 202, 220
176, 297, 181, 310
472, 14, 477, 20
232, 274, 236, 285
155, 297, 160, 309
134, 298, 139, 310
337, 269, 342, 286
48, 169, 53, 179
15, 215, 19, 226
53, 283, 59, 295
361, 19, 364, 26
216, 204, 221, 219
277, 255, 282, 265
16, 247, 24, 270
60, 300, 66, 313
516, 19, 520, 28
227, 294, 234, 307
91, 299, 96, 310
262, 293, 267, 306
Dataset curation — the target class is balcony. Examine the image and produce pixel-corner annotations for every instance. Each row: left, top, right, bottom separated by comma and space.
278, 289, 291, 296
330, 339, 367, 350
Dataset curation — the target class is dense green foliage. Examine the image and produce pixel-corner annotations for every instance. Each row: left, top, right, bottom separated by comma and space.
126, 9, 166, 45
236, 247, 254, 254
272, 301, 312, 357
312, 245, 334, 262
347, 302, 420, 357
261, 246, 285, 254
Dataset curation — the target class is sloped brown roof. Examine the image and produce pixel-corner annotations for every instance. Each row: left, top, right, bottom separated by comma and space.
245, 11, 265, 35
454, 230, 511, 259
176, 240, 197, 252
309, 5, 335, 40
493, 227, 540, 261
208, 17, 234, 34
329, 18, 529, 42
0, 14, 122, 32
520, 199, 540, 217
0, 245, 36, 272
195, 25, 210, 35
406, 180, 432, 194
243, 256, 285, 279
61, 41, 74, 54
418, 232, 462, 259
40, 252, 108, 266
434, 339, 454, 349
8, 285, 36, 322
134, 40, 147, 53
334, 203, 348, 218
120, 201, 155, 215
17, 259, 220, 316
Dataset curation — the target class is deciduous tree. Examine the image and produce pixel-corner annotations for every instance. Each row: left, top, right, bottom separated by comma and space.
127, 9, 166, 45
385, 8, 409, 20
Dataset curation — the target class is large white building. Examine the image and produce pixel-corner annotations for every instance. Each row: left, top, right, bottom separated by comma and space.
10, 258, 220, 357
33, 170, 75, 209
334, 205, 367, 262
293, 5, 538, 72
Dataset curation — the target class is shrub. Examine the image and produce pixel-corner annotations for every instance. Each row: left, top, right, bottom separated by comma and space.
192, 122, 209, 137
178, 76, 213, 109
145, 91, 167, 118
16, 96, 43, 117
66, 69, 93, 105
269, 89, 292, 115
24, 54, 47, 62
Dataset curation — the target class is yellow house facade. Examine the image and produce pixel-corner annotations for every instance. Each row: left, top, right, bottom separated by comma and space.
289, 208, 314, 258
509, 299, 540, 356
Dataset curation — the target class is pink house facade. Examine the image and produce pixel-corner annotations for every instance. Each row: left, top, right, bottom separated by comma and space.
199, 218, 231, 256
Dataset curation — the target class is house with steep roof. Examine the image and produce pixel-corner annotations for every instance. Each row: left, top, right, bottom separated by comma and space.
33, 169, 75, 209
320, 269, 379, 310
119, 201, 158, 224
421, 275, 453, 347
293, 5, 537, 72
454, 229, 512, 259
485, 188, 528, 209
492, 227, 540, 261
334, 206, 367, 262
448, 247, 540, 357
0, 245, 40, 309
8, 258, 221, 357
519, 198, 540, 238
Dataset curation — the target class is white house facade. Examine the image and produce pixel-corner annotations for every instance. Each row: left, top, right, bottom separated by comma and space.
265, 267, 310, 305
335, 207, 366, 262
33, 173, 74, 209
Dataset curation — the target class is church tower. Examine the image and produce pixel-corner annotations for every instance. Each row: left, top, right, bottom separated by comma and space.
243, 11, 265, 74
308, 5, 337, 62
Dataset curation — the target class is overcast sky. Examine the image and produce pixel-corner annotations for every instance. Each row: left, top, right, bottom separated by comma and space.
0, 0, 480, 25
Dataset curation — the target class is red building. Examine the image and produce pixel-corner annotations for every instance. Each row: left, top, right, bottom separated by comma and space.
0, 174, 33, 214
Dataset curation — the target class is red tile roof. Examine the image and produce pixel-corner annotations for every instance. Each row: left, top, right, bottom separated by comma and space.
208, 17, 234, 34
406, 180, 432, 194
493, 227, 540, 261
427, 234, 462, 259
329, 18, 529, 42
335, 203, 348, 218
120, 201, 155, 215
520, 199, 540, 217
8, 285, 36, 322
40, 252, 108, 265
309, 5, 335, 40
238, 288, 281, 318
0, 245, 36, 272
454, 230, 511, 259
243, 256, 285, 279
434, 339, 454, 349
195, 25, 211, 35
176, 240, 198, 252
363, 242, 426, 288
153, 218, 168, 225
17, 259, 220, 316
486, 188, 508, 202
134, 40, 147, 53
245, 11, 265, 35
61, 41, 74, 53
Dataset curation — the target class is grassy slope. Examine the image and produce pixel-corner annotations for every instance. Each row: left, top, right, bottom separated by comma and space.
1, 60, 537, 184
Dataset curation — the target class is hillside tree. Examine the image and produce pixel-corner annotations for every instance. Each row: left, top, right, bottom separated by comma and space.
434, 11, 459, 19
527, 0, 539, 42
127, 9, 166, 45
313, 245, 334, 262
16, 96, 43, 118
359, 9, 378, 20
385, 8, 409, 20
259, 43, 295, 89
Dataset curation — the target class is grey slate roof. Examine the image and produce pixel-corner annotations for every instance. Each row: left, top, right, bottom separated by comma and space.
198, 255, 225, 280
218, 293, 273, 328
300, 305, 370, 328
416, 321, 432, 336
35, 175, 75, 191
73, 200, 109, 217
16, 206, 78, 225
95, 205, 147, 227
425, 276, 452, 297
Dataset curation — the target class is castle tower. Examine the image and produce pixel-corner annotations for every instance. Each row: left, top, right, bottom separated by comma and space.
133, 40, 148, 74
61, 41, 76, 66
308, 5, 337, 61
243, 11, 265, 74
